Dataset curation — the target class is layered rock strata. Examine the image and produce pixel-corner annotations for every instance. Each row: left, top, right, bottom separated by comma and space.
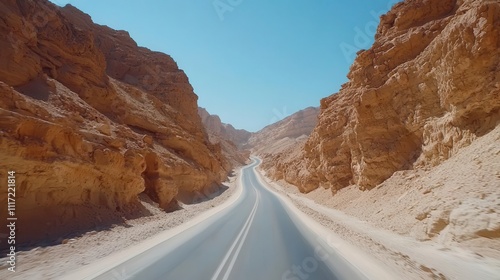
198, 107, 250, 169
0, 0, 228, 245
264, 0, 500, 192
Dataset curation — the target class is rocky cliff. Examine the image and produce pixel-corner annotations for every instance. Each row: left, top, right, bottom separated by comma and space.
251, 107, 319, 193
198, 107, 250, 168
0, 0, 228, 246
198, 107, 252, 148
264, 0, 500, 192
248, 106, 319, 155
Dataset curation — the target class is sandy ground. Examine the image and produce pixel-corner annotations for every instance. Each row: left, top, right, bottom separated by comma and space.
0, 167, 242, 280
257, 125, 500, 279
259, 173, 500, 279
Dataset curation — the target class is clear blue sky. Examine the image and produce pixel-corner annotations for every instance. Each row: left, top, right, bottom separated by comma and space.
50, 0, 401, 132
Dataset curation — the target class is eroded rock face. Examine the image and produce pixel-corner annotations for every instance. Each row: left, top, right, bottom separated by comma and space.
264, 0, 500, 193
248, 107, 319, 154
0, 0, 227, 245
249, 107, 319, 192
198, 107, 250, 169
198, 107, 252, 148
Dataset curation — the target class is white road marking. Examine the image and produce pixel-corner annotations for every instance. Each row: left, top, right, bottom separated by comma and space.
222, 189, 260, 280
211, 185, 260, 280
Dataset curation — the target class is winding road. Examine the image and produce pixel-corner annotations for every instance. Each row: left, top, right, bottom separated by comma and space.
91, 158, 366, 280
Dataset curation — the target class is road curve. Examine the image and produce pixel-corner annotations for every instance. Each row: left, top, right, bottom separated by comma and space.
92, 158, 367, 280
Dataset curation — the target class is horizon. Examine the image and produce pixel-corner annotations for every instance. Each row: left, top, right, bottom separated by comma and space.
49, 0, 401, 132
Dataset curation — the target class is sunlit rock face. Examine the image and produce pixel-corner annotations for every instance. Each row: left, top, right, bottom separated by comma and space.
198, 107, 250, 170
263, 0, 500, 193
198, 107, 252, 149
247, 107, 320, 154
0, 0, 228, 246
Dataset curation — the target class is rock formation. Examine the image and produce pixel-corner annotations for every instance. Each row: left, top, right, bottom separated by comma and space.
0, 0, 229, 246
263, 0, 500, 192
250, 107, 319, 192
198, 107, 250, 169
198, 107, 252, 148
248, 106, 319, 155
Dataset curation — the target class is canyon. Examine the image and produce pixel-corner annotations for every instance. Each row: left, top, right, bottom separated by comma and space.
0, 0, 499, 278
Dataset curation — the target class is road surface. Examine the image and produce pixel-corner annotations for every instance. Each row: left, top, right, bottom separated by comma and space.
93, 158, 366, 280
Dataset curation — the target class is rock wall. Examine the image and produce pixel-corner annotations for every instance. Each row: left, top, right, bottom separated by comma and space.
248, 106, 319, 155
198, 107, 252, 148
264, 0, 500, 193
198, 107, 250, 169
249, 107, 319, 193
0, 0, 227, 246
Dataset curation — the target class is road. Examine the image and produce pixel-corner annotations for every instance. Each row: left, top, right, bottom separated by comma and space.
93, 158, 366, 280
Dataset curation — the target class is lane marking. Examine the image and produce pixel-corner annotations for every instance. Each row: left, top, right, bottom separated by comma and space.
59, 162, 254, 280
221, 189, 260, 280
211, 185, 260, 280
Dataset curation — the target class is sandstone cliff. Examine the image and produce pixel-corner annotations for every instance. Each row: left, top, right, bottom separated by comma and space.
265, 0, 500, 193
251, 107, 319, 193
198, 107, 250, 169
198, 107, 252, 148
248, 106, 319, 155
261, 0, 500, 248
0, 0, 228, 246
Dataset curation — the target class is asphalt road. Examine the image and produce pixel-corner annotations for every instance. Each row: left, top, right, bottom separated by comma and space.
93, 158, 367, 280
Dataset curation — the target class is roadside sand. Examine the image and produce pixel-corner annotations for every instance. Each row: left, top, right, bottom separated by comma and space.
258, 144, 500, 280
0, 168, 242, 280
302, 126, 500, 260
